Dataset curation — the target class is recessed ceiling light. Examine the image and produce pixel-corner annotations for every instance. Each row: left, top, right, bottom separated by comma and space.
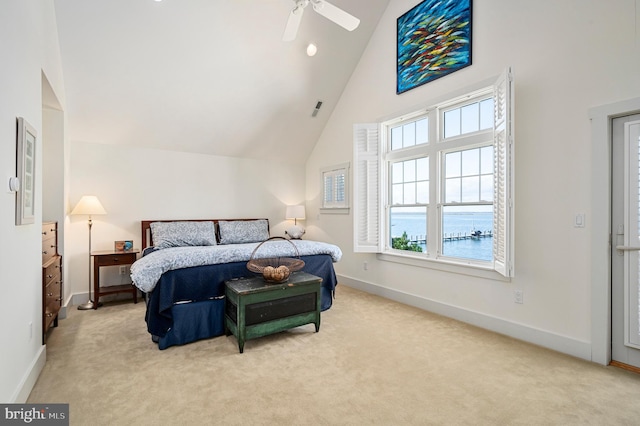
306, 43, 317, 57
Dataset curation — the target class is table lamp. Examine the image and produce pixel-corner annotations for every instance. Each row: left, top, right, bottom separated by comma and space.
285, 205, 306, 239
71, 195, 107, 310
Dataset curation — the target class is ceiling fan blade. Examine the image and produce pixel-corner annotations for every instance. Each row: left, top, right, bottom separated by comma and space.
282, 6, 304, 41
312, 0, 360, 31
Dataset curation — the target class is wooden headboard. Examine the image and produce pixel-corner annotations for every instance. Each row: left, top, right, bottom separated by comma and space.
141, 219, 270, 249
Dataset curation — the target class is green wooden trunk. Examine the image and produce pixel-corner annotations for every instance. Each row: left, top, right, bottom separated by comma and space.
225, 271, 322, 353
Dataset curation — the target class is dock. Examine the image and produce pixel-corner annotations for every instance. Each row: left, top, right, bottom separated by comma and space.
405, 230, 493, 245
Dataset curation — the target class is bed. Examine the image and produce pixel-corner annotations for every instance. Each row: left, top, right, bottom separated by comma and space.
130, 219, 342, 349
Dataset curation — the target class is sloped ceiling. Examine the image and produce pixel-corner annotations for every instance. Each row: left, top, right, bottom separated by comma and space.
54, 0, 389, 162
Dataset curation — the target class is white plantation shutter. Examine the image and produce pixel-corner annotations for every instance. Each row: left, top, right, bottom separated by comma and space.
322, 167, 348, 208
323, 174, 334, 206
493, 68, 514, 277
336, 172, 345, 203
353, 123, 381, 252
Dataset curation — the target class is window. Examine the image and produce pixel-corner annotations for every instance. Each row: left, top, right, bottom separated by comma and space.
321, 163, 349, 211
354, 69, 514, 277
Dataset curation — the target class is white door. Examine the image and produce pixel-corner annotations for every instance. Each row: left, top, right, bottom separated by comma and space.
612, 113, 640, 369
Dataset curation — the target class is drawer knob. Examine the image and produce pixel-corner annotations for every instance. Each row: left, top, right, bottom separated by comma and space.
42, 250, 48, 255
42, 231, 47, 235
48, 292, 53, 297
47, 274, 53, 279
46, 313, 53, 318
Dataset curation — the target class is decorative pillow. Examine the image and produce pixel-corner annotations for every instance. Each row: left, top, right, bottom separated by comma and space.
218, 220, 269, 244
150, 221, 217, 249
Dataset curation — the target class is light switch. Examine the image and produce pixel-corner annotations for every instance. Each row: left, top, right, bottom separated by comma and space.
574, 213, 585, 228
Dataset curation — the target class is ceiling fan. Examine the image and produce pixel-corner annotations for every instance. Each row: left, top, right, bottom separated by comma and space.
282, 0, 360, 41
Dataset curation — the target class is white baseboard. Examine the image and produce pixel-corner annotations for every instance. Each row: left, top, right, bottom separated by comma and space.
337, 274, 593, 362
70, 291, 89, 308
11, 345, 46, 403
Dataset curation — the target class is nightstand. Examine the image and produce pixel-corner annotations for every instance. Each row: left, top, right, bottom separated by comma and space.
91, 249, 140, 309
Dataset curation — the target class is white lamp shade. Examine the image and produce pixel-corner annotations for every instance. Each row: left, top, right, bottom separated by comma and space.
285, 205, 306, 220
71, 195, 107, 216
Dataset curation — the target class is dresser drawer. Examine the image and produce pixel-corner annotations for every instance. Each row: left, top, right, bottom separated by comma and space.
42, 239, 57, 264
43, 256, 61, 283
94, 252, 137, 267
45, 278, 61, 304
44, 279, 62, 332
42, 222, 58, 264
42, 222, 57, 242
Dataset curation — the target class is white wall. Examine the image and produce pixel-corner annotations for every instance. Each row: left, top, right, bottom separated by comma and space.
305, 0, 640, 361
0, 0, 66, 402
67, 141, 306, 301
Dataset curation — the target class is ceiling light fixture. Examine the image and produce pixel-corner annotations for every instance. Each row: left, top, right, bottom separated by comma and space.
306, 43, 318, 56
283, 0, 360, 41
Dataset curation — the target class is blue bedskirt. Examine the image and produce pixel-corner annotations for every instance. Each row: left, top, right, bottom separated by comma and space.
145, 254, 337, 349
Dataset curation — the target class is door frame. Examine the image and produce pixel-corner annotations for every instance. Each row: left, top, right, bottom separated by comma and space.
590, 97, 640, 365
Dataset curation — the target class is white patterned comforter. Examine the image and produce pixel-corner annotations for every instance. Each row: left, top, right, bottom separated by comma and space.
130, 239, 342, 293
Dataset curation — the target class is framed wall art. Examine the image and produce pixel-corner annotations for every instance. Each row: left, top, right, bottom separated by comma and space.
397, 0, 472, 94
16, 117, 37, 225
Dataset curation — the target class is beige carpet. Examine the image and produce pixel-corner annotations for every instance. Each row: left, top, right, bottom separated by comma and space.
28, 285, 640, 425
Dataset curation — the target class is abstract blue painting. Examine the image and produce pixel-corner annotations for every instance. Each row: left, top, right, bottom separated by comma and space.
397, 0, 472, 94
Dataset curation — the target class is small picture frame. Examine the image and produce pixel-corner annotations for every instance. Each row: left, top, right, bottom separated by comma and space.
16, 117, 37, 225
115, 240, 133, 252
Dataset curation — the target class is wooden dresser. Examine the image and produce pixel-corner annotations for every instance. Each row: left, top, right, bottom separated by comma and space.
42, 221, 62, 344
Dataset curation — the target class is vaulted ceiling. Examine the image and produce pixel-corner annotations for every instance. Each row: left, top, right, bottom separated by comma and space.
54, 0, 390, 162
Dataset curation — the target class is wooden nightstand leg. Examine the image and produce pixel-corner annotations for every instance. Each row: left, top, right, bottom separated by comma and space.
93, 260, 100, 310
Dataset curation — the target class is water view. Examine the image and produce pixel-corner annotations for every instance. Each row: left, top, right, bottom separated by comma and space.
390, 211, 493, 261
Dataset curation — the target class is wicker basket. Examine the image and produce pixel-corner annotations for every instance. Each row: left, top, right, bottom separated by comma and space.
246, 237, 305, 283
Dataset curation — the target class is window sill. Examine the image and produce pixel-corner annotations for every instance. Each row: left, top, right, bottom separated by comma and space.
377, 252, 510, 281
320, 207, 350, 215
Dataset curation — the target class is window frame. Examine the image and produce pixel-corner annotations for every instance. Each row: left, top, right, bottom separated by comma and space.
320, 163, 350, 214
354, 69, 514, 278
438, 142, 495, 264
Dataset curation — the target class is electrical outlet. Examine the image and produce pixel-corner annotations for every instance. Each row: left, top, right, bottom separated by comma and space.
119, 266, 127, 275
363, 261, 368, 271
29, 321, 32, 339
514, 289, 524, 304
